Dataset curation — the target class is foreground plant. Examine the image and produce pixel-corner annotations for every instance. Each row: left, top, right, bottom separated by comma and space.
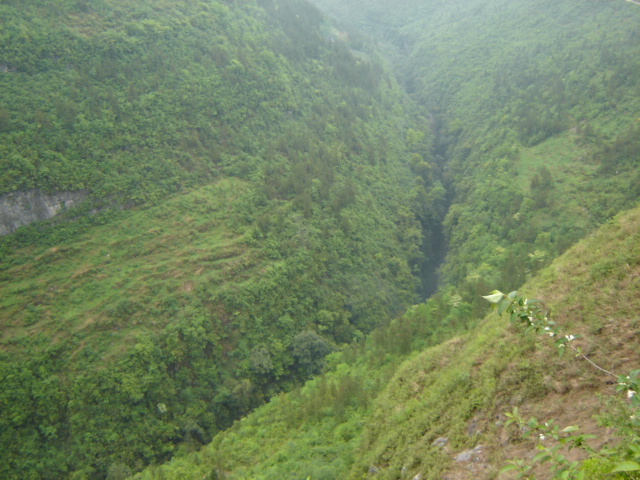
483, 290, 639, 479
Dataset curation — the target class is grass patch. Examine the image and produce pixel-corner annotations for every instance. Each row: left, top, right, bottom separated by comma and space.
0, 178, 253, 354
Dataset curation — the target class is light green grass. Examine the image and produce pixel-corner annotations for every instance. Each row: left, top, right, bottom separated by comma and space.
0, 177, 255, 354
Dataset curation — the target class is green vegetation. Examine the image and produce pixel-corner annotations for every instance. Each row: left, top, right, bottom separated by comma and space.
0, 0, 445, 478
312, 0, 640, 298
0, 0, 426, 204
485, 290, 639, 479
132, 204, 640, 480
2, 0, 640, 478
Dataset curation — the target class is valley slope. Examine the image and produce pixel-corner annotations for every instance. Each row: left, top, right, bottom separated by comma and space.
0, 0, 441, 478
132, 194, 640, 480
1, 0, 640, 479
311, 0, 640, 302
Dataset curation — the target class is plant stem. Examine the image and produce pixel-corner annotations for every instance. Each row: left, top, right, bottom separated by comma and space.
568, 344, 617, 378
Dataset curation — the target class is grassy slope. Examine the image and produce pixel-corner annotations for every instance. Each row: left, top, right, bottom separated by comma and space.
0, 178, 249, 352
0, 179, 264, 478
352, 205, 640, 480
132, 205, 640, 479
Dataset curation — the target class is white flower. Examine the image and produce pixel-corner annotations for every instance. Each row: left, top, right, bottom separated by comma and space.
565, 335, 575, 342
628, 390, 637, 399
539, 434, 545, 441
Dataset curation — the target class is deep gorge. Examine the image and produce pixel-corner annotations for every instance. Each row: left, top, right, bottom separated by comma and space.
1, 0, 640, 478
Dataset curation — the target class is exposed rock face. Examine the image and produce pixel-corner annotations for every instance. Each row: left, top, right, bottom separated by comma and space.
454, 445, 484, 463
432, 436, 449, 448
0, 189, 86, 235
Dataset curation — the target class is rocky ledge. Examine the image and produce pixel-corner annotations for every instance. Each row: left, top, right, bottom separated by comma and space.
0, 189, 86, 235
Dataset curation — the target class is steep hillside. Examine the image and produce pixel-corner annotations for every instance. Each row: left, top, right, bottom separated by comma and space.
0, 0, 434, 205
311, 0, 640, 300
0, 0, 444, 478
3, 0, 640, 478
132, 204, 640, 480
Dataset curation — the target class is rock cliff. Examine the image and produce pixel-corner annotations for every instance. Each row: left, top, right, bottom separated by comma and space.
0, 190, 86, 235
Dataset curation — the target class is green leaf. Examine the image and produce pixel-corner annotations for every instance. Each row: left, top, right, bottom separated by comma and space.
532, 452, 551, 463
497, 298, 511, 315
562, 426, 579, 433
498, 464, 520, 474
482, 291, 505, 304
611, 461, 640, 472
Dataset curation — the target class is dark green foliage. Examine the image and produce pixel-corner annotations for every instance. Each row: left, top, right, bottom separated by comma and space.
0, 0, 382, 202
128, 285, 470, 480
0, 0, 445, 477
143, 205, 640, 480
312, 0, 640, 309
292, 330, 333, 376
4, 0, 640, 478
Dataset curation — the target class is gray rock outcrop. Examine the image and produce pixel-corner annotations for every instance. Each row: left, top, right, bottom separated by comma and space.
454, 445, 484, 463
0, 189, 86, 235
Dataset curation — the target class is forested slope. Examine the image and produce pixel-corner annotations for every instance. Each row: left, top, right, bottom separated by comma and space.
3, 0, 640, 478
127, 1, 640, 478
132, 0, 640, 477
311, 0, 640, 301
132, 195, 640, 480
0, 1, 444, 478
